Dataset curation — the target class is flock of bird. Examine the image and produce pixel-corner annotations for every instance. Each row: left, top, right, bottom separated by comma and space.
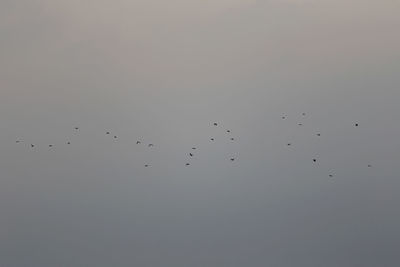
13, 113, 372, 178
13, 121, 238, 169
281, 112, 372, 178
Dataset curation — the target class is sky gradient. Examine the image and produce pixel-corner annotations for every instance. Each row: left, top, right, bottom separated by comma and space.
1, 1, 400, 266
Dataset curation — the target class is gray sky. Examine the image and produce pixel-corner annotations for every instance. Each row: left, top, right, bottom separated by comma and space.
1, 0, 400, 266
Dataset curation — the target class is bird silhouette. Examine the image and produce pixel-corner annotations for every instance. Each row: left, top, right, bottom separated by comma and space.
214, 123, 218, 126
317, 133, 321, 136
186, 163, 190, 166
189, 153, 193, 157
31, 144, 34, 148
313, 159, 317, 163
302, 113, 306, 116
74, 127, 79, 130
144, 164, 149, 167
67, 142, 71, 145
106, 132, 110, 135
148, 144, 154, 147
230, 158, 235, 161
329, 174, 333, 178
136, 141, 141, 144
210, 138, 215, 141
368, 164, 372, 168
227, 130, 231, 133
230, 138, 235, 141
282, 116, 286, 119
114, 136, 117, 139
287, 143, 292, 146
298, 123, 303, 126
49, 145, 53, 148
355, 123, 359, 127
192, 147, 196, 150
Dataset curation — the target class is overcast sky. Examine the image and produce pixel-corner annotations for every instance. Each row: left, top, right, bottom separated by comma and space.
1, 1, 400, 266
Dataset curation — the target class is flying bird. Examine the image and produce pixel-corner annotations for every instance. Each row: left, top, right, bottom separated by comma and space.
214, 123, 218, 126
67, 142, 71, 145
189, 153, 193, 157
355, 123, 359, 127
186, 163, 190, 166
368, 164, 372, 168
298, 123, 303, 126
313, 158, 317, 163
192, 147, 196, 150
74, 127, 79, 130
287, 143, 291, 146
136, 141, 141, 144
227, 130, 231, 133
144, 164, 149, 167
329, 174, 333, 178
210, 138, 215, 141
317, 133, 321, 136
114, 136, 117, 139
230, 138, 235, 141
148, 144, 154, 147
49, 145, 53, 148
230, 158, 235, 161
31, 144, 34, 148
302, 113, 306, 116
106, 132, 110, 135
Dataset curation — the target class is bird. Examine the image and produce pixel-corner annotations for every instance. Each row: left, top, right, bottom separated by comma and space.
136, 141, 141, 144
230, 138, 235, 141
148, 144, 154, 147
355, 123, 359, 127
49, 145, 53, 148
227, 130, 231, 133
67, 142, 71, 145
368, 164, 372, 168
16, 140, 22, 143
31, 144, 34, 148
210, 138, 215, 141
114, 136, 117, 139
302, 113, 306, 116
287, 143, 291, 146
312, 158, 317, 163
144, 164, 149, 167
316, 133, 321, 136
329, 174, 333, 178
298, 123, 303, 126
230, 158, 235, 161
282, 116, 286, 119
192, 147, 196, 150
189, 153, 193, 157
185, 163, 190, 166
106, 132, 110, 135
214, 123, 218, 126
74, 127, 79, 130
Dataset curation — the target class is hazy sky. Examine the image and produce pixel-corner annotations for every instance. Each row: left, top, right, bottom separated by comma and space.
1, 1, 400, 266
